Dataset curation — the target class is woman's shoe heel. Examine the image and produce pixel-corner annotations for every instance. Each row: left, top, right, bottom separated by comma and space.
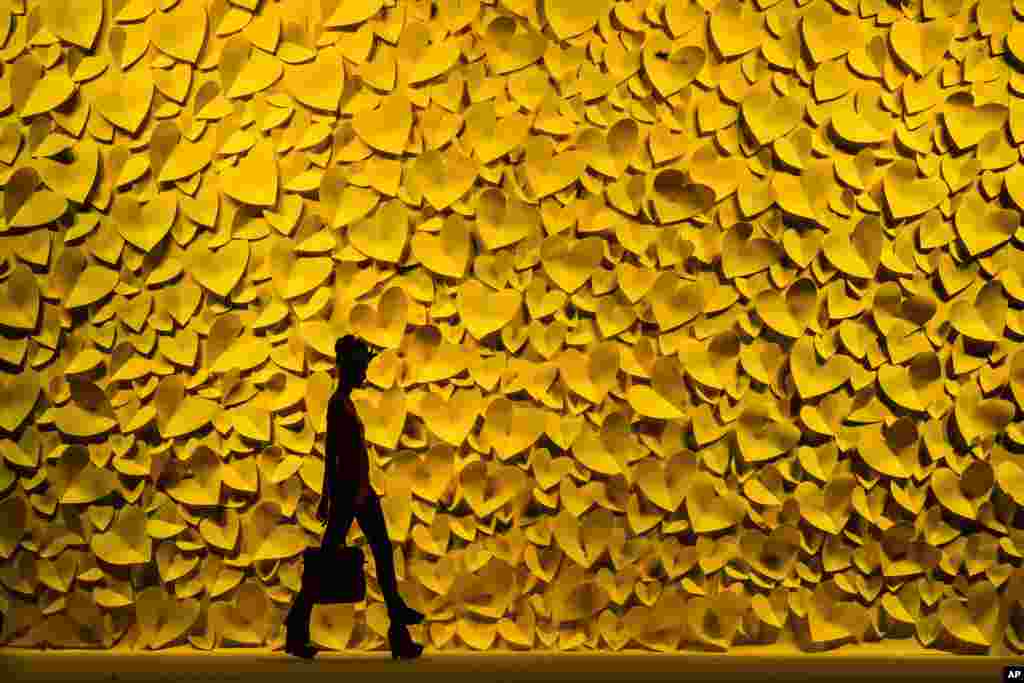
284, 641, 317, 659
284, 602, 316, 659
391, 603, 425, 625
389, 625, 423, 661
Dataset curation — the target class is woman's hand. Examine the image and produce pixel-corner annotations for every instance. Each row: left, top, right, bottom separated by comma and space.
316, 498, 330, 524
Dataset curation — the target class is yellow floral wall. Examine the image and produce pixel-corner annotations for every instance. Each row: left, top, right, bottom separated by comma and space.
1, 0, 1024, 655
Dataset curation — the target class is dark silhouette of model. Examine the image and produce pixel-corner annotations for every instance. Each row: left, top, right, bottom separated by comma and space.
284, 335, 424, 660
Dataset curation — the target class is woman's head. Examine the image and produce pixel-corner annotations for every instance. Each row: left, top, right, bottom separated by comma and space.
335, 334, 374, 391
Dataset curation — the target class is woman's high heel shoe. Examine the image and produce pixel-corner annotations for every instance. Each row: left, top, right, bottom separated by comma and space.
284, 641, 318, 659
390, 603, 425, 625
284, 602, 317, 659
389, 624, 423, 661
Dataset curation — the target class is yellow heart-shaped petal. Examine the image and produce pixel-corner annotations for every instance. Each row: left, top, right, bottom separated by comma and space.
475, 188, 537, 250
954, 380, 1014, 445
158, 130, 216, 184
741, 81, 804, 146
523, 136, 587, 199
283, 47, 345, 112
954, 192, 1018, 256
410, 213, 471, 279
40, 0, 103, 50
188, 238, 250, 298
348, 199, 409, 263
0, 263, 40, 332
90, 504, 152, 565
686, 471, 747, 533
136, 587, 201, 649
0, 366, 40, 433
540, 233, 604, 294
90, 68, 154, 135
350, 286, 409, 349
220, 138, 278, 207
66, 264, 119, 309
709, 0, 763, 57
790, 335, 853, 399
883, 159, 948, 220
793, 476, 856, 535
647, 170, 715, 224
943, 92, 1008, 150
21, 69, 76, 117
721, 223, 783, 278
412, 145, 479, 211
355, 386, 408, 451
464, 101, 531, 163
213, 580, 269, 645
112, 190, 177, 252
225, 47, 283, 99
890, 17, 954, 77
736, 402, 802, 463
949, 280, 1006, 342
456, 280, 523, 340
643, 37, 704, 99
650, 272, 703, 331
323, 0, 384, 28
164, 449, 222, 503
754, 277, 817, 338
352, 93, 412, 155
33, 137, 99, 204
4, 168, 67, 228
937, 580, 999, 647
822, 216, 884, 279
151, 0, 207, 64
544, 0, 611, 40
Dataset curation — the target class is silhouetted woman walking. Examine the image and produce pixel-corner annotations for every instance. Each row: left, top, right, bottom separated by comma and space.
284, 335, 424, 660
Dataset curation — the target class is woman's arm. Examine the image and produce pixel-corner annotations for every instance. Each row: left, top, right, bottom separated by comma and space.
326, 400, 362, 502
325, 406, 337, 491
317, 426, 335, 521
322, 451, 334, 498
354, 435, 371, 504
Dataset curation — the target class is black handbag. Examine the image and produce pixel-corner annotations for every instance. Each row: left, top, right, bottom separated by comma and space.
301, 545, 366, 604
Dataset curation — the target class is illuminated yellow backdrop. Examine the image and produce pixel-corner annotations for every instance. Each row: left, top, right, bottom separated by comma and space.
1, 0, 1024, 657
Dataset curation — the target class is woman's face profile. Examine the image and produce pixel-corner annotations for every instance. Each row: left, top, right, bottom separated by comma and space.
338, 345, 371, 389
353, 358, 368, 386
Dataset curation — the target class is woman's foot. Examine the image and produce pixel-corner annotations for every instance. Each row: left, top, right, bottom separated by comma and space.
284, 601, 315, 658
389, 624, 423, 661
284, 640, 318, 659
389, 602, 425, 625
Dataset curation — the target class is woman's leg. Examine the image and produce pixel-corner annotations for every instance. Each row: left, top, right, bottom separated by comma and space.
286, 503, 356, 643
322, 502, 357, 549
354, 491, 407, 621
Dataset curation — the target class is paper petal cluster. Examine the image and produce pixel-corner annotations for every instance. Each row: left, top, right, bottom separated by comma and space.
2, 0, 1024, 658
